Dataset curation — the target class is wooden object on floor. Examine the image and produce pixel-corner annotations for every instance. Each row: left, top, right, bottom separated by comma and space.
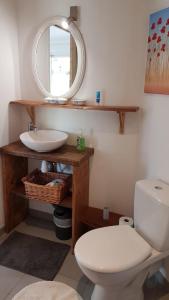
10, 100, 139, 134
1, 141, 94, 249
80, 206, 123, 229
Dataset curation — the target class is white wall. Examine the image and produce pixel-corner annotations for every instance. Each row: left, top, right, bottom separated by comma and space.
0, 0, 21, 227
139, 0, 169, 184
15, 0, 148, 216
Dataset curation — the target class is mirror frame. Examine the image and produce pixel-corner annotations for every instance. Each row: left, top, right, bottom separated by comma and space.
32, 16, 86, 100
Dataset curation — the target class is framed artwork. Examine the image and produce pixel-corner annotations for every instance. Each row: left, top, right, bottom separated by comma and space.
145, 7, 169, 94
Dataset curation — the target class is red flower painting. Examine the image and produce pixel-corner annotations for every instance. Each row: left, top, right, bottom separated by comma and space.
145, 8, 169, 94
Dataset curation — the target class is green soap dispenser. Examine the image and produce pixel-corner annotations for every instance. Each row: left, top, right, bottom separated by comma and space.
76, 130, 86, 151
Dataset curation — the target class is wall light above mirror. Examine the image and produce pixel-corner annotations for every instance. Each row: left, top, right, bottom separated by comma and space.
32, 16, 86, 100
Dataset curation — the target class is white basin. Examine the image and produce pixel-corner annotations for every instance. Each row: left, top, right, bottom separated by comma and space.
20, 130, 68, 152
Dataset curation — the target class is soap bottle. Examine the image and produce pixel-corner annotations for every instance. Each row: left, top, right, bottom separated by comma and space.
76, 130, 86, 151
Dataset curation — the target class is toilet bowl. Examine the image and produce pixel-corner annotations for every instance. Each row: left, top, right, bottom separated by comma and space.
12, 281, 82, 300
75, 179, 169, 300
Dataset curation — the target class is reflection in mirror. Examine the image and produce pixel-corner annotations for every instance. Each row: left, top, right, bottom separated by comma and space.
36, 25, 77, 97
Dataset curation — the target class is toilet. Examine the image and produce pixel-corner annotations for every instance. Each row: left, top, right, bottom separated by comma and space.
75, 179, 169, 300
12, 281, 82, 300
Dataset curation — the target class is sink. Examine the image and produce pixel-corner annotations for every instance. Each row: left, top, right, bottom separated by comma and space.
20, 130, 68, 152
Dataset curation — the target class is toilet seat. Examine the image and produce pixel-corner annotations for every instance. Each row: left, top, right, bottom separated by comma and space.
12, 281, 82, 300
75, 225, 152, 273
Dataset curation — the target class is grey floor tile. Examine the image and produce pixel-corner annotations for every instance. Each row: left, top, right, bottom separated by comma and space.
77, 275, 94, 300
0, 266, 24, 300
59, 252, 83, 281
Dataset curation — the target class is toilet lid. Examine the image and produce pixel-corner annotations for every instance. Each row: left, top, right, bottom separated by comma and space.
75, 225, 152, 273
12, 281, 82, 300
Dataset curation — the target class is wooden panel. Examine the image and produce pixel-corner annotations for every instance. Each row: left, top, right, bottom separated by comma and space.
2, 154, 28, 232
80, 206, 123, 229
72, 159, 89, 249
1, 141, 94, 167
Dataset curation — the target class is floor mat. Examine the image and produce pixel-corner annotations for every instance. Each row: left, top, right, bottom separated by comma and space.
0, 231, 70, 280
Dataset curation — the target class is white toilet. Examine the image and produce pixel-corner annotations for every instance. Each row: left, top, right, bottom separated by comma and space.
75, 179, 169, 300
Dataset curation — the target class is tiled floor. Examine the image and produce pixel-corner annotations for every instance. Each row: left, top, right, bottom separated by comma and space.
0, 221, 169, 299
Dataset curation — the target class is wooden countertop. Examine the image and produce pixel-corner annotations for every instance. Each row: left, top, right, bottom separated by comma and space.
1, 141, 94, 166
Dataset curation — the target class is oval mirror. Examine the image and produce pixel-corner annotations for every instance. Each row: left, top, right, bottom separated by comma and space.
32, 16, 86, 100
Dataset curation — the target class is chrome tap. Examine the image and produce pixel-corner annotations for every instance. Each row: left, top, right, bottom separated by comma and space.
28, 122, 37, 131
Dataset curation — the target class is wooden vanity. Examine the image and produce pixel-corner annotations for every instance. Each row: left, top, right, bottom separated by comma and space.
1, 141, 94, 249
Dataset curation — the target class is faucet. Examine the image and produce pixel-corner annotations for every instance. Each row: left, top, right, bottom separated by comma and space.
28, 122, 37, 131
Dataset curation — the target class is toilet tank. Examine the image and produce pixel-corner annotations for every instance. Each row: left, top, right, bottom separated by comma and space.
134, 179, 169, 252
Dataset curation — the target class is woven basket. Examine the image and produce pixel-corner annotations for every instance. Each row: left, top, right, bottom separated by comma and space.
22, 169, 72, 204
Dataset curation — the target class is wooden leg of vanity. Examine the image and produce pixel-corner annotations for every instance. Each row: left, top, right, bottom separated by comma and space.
72, 159, 89, 250
2, 154, 28, 232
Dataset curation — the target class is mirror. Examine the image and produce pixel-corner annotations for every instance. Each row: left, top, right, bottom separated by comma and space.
32, 16, 86, 100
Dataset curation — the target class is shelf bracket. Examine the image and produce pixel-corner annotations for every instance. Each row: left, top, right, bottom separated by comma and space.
25, 105, 35, 125
117, 111, 125, 134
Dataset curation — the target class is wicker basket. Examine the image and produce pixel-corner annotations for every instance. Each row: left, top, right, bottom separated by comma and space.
22, 169, 72, 204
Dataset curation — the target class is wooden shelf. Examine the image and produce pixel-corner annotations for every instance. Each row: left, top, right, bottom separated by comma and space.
10, 100, 139, 134
12, 184, 72, 209
80, 206, 123, 229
